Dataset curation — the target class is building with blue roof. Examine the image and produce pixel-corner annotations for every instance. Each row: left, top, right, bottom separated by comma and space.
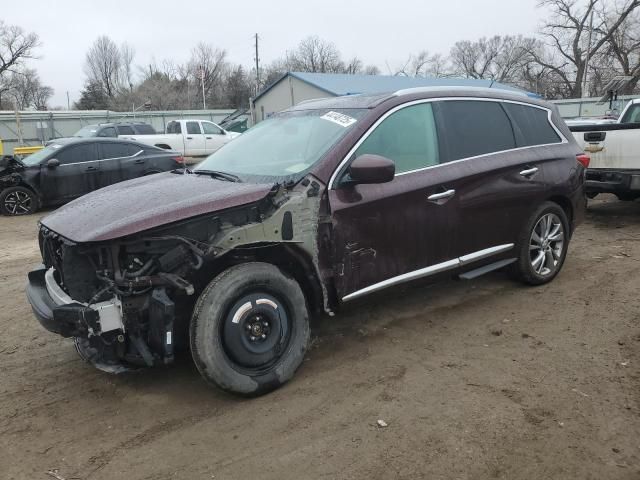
251, 72, 535, 123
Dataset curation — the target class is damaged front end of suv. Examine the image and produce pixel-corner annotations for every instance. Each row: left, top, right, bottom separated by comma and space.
27, 173, 329, 380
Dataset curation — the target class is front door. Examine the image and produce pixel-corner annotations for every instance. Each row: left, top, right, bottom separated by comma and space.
202, 121, 227, 153
39, 143, 100, 203
184, 121, 206, 156
329, 102, 460, 301
97, 141, 144, 186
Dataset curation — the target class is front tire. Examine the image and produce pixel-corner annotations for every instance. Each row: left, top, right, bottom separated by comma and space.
0, 186, 38, 216
190, 262, 310, 396
510, 202, 569, 285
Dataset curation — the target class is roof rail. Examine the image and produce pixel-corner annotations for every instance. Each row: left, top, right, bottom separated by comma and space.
393, 85, 528, 97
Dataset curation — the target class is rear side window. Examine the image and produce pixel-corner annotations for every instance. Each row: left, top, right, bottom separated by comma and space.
435, 100, 516, 161
167, 121, 181, 134
186, 121, 201, 134
503, 103, 561, 146
134, 124, 156, 134
116, 125, 135, 135
98, 127, 117, 137
100, 142, 136, 159
56, 144, 99, 164
355, 103, 439, 174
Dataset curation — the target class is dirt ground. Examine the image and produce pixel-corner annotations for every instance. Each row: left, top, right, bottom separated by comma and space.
1, 195, 639, 480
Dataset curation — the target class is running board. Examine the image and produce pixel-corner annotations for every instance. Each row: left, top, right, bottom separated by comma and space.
459, 258, 517, 280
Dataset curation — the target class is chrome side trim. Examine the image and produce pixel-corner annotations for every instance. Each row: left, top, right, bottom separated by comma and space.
328, 97, 568, 190
58, 149, 143, 167
459, 244, 514, 265
342, 243, 515, 301
342, 259, 460, 302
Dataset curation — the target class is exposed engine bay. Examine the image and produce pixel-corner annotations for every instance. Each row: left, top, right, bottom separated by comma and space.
33, 178, 327, 372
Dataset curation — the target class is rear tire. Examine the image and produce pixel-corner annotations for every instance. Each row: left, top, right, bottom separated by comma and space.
0, 186, 38, 216
510, 202, 569, 285
190, 262, 310, 396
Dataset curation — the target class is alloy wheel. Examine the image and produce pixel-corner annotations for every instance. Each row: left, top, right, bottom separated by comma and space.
4, 190, 33, 215
529, 213, 564, 276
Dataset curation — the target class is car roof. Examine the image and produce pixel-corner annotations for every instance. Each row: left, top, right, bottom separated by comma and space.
48, 137, 150, 148
287, 86, 551, 112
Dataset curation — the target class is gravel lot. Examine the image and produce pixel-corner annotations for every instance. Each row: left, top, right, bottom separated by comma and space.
1, 195, 639, 480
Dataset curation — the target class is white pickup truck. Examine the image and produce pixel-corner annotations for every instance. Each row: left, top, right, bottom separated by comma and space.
124, 119, 241, 157
569, 99, 640, 200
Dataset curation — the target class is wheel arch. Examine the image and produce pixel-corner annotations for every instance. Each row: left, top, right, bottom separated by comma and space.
155, 143, 172, 150
200, 243, 325, 315
546, 195, 573, 232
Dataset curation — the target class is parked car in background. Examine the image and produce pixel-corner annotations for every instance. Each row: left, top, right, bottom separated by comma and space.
569, 98, 640, 200
0, 138, 184, 215
123, 119, 241, 157
46, 122, 157, 145
26, 87, 586, 396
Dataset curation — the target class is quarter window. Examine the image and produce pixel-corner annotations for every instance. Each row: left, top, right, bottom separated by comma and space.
167, 121, 181, 134
186, 122, 201, 134
502, 103, 561, 146
354, 103, 439, 174
435, 100, 516, 161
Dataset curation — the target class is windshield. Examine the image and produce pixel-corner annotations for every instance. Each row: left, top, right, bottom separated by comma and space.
20, 144, 62, 166
194, 108, 365, 181
74, 125, 99, 137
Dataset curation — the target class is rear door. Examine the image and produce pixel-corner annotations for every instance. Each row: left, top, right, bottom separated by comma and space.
184, 121, 206, 156
97, 142, 145, 187
40, 143, 100, 202
433, 99, 557, 259
201, 121, 228, 153
329, 102, 460, 301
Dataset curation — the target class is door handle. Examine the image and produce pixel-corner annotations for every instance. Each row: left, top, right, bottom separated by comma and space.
186, 136, 193, 140
427, 189, 456, 201
85, 166, 98, 172
519, 167, 539, 177
134, 159, 145, 164
206, 136, 212, 139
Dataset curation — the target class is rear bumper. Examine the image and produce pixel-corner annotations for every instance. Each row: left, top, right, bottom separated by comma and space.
586, 169, 640, 195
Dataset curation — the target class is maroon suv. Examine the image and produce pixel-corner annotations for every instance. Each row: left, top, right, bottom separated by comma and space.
26, 87, 587, 395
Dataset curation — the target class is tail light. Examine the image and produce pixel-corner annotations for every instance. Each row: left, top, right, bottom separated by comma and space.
173, 156, 185, 164
576, 153, 590, 168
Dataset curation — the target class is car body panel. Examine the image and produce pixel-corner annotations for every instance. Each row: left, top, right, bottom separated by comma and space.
39, 172, 275, 242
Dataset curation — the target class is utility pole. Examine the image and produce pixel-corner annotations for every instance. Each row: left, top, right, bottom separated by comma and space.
200, 65, 206, 110
66, 91, 70, 110
254, 33, 261, 93
582, 9, 594, 98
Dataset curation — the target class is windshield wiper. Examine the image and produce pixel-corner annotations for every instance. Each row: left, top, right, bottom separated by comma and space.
194, 170, 242, 182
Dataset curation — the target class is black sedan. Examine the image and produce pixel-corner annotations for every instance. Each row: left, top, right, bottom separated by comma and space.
0, 138, 184, 215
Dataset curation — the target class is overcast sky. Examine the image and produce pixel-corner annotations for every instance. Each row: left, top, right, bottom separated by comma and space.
3, 0, 547, 107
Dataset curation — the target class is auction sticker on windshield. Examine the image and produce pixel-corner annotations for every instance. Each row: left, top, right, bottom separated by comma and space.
321, 111, 357, 127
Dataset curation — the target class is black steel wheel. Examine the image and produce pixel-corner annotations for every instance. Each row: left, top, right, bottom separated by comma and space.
190, 262, 310, 396
0, 186, 37, 216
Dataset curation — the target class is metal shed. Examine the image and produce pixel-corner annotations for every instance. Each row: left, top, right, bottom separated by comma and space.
251, 72, 534, 123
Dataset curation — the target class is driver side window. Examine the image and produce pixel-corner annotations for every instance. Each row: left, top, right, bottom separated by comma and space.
202, 122, 223, 134
354, 103, 439, 174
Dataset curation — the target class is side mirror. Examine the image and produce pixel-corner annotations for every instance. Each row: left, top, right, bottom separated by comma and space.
345, 154, 395, 185
47, 158, 60, 168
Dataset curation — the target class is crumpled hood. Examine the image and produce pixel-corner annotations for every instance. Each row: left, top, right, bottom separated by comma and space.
41, 172, 274, 243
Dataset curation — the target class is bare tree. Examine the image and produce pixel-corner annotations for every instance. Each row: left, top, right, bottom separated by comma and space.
84, 36, 122, 98
189, 42, 227, 106
120, 42, 135, 91
392, 51, 450, 77
450, 36, 537, 83
533, 0, 640, 98
285, 36, 344, 73
4, 68, 53, 109
0, 21, 40, 77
